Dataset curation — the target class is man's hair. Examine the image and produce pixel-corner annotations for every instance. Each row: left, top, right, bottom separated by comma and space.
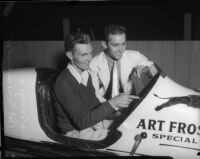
104, 23, 126, 41
64, 32, 91, 52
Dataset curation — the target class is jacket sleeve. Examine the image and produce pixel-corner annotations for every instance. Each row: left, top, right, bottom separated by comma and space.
54, 78, 114, 130
89, 70, 107, 103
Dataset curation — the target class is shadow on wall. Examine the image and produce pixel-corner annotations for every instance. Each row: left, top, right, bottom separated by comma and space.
3, 47, 70, 71
3, 50, 70, 71
3, 61, 35, 70
54, 50, 70, 71
3, 41, 103, 71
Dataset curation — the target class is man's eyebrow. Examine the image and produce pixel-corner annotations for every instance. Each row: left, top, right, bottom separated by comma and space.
112, 43, 119, 45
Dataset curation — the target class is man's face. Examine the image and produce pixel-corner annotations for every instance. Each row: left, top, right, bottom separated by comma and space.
106, 33, 126, 61
71, 43, 93, 73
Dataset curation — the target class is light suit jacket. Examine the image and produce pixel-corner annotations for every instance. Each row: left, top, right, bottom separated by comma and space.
89, 50, 153, 102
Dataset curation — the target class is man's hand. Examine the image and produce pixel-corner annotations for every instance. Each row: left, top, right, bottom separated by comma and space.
135, 65, 149, 78
134, 64, 157, 78
109, 92, 139, 109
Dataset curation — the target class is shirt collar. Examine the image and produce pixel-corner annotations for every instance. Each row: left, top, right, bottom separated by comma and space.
67, 63, 89, 86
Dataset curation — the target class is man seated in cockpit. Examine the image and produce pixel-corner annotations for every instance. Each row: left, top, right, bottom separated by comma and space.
53, 32, 139, 141
90, 23, 157, 104
89, 23, 157, 127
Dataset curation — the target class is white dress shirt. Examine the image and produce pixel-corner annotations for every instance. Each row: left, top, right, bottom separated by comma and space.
67, 63, 89, 86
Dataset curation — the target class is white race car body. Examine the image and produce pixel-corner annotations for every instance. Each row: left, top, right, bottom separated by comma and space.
3, 67, 200, 158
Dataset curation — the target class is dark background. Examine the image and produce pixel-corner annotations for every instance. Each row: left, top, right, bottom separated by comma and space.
1, 0, 200, 41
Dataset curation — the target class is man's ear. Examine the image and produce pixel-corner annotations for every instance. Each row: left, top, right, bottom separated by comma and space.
101, 41, 107, 49
66, 51, 73, 60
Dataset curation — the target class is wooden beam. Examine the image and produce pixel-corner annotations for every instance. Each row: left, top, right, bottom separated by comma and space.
62, 19, 70, 39
184, 13, 192, 40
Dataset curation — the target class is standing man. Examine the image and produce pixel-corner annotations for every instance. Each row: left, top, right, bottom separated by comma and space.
90, 23, 156, 103
54, 32, 138, 141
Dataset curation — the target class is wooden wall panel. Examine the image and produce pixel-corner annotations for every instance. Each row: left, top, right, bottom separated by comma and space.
26, 41, 44, 67
131, 41, 149, 57
126, 41, 138, 52
174, 41, 191, 87
3, 41, 11, 68
91, 41, 104, 56
40, 41, 64, 69
3, 41, 200, 89
148, 41, 162, 67
161, 41, 176, 79
25, 41, 66, 70
3, 41, 25, 69
189, 41, 200, 89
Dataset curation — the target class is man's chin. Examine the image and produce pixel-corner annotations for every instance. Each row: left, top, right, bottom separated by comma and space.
82, 66, 89, 71
115, 56, 122, 60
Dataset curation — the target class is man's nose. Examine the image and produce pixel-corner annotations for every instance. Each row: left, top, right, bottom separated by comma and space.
88, 54, 93, 62
118, 46, 124, 53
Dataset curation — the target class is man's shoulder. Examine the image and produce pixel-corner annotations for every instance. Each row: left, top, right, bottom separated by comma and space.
124, 49, 141, 56
55, 69, 71, 87
122, 50, 148, 64
90, 51, 105, 69
124, 49, 146, 59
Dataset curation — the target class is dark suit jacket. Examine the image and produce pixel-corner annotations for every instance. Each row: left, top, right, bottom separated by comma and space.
54, 68, 115, 133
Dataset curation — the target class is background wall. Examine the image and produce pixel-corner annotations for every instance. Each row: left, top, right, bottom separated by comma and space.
3, 41, 200, 89
2, 1, 200, 40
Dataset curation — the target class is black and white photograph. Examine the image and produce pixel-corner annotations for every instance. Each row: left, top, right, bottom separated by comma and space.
1, 0, 200, 158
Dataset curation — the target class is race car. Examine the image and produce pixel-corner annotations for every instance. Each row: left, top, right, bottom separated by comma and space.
2, 64, 200, 158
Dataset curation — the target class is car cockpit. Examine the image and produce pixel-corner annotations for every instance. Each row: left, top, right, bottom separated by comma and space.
35, 68, 122, 149
35, 64, 161, 149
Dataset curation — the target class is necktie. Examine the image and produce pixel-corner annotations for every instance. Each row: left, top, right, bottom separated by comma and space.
104, 61, 119, 100
111, 61, 120, 97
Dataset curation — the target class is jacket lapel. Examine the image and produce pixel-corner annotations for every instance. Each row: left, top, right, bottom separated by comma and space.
97, 52, 110, 91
